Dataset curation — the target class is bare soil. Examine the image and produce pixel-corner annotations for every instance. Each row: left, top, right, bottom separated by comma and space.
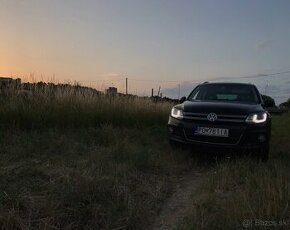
151, 170, 206, 230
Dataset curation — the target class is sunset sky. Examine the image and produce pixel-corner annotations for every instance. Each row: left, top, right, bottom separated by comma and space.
1, 0, 290, 99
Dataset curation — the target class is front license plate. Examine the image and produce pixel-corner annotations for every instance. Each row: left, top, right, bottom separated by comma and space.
195, 127, 229, 137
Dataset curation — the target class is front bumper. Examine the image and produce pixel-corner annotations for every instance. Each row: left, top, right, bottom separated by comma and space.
167, 116, 271, 149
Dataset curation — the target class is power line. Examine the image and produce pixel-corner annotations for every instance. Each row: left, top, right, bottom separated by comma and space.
78, 69, 290, 84
128, 69, 290, 83
129, 78, 192, 83
79, 79, 124, 82
213, 70, 290, 81
253, 70, 290, 77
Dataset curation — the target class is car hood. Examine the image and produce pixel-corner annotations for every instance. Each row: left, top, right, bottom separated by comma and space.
179, 101, 264, 115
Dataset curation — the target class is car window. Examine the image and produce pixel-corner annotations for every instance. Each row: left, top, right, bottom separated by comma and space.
189, 84, 260, 104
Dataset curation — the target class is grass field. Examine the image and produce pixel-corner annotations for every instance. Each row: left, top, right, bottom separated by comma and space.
0, 87, 289, 229
0, 88, 196, 229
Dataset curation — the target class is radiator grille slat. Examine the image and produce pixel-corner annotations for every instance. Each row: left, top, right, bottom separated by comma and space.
183, 112, 247, 123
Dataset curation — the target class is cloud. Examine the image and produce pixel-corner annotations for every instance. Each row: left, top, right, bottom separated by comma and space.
255, 39, 273, 49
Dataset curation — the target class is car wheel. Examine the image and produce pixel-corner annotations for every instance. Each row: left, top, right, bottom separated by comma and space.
168, 139, 185, 149
258, 144, 269, 162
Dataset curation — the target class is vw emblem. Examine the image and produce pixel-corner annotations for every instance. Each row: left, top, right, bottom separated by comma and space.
207, 113, 218, 122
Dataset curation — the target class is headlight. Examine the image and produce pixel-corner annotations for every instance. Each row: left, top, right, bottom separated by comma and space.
171, 108, 183, 119
246, 112, 267, 124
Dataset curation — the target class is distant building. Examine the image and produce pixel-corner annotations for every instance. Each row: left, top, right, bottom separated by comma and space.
0, 77, 21, 89
106, 87, 117, 96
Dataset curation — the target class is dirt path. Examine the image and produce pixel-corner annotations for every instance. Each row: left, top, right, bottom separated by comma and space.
151, 170, 206, 230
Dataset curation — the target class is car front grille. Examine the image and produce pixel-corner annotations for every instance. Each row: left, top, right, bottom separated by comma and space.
183, 112, 247, 123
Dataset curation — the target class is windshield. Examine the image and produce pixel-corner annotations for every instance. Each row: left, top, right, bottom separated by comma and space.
188, 84, 260, 104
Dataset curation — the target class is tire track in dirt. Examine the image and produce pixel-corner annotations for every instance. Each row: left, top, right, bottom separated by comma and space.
151, 170, 206, 230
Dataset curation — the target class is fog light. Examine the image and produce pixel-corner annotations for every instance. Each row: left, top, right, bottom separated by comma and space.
168, 127, 174, 134
258, 134, 266, 142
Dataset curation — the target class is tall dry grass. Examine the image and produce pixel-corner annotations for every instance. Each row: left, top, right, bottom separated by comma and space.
0, 85, 197, 229
0, 86, 171, 129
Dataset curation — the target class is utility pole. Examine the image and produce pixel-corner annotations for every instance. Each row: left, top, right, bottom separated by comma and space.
151, 88, 154, 97
157, 86, 161, 97
178, 84, 180, 99
125, 77, 128, 95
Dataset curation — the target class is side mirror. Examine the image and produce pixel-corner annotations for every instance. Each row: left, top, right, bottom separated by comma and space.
263, 99, 275, 108
179, 96, 186, 103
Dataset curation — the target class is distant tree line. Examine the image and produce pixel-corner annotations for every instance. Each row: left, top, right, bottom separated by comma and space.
280, 98, 290, 108
21, 81, 102, 95
261, 94, 275, 106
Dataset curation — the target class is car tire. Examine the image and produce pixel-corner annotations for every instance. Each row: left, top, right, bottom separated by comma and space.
258, 144, 269, 162
169, 139, 185, 149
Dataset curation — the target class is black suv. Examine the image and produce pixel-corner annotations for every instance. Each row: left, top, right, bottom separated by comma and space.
168, 82, 273, 161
